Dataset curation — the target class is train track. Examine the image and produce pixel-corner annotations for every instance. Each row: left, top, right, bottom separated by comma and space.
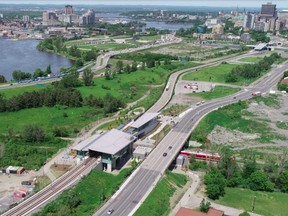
3, 157, 98, 216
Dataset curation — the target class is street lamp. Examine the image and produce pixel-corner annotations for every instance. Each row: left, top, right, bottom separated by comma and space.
252, 196, 256, 212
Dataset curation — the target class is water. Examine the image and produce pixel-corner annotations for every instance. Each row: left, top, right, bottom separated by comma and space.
97, 12, 192, 31
0, 39, 73, 81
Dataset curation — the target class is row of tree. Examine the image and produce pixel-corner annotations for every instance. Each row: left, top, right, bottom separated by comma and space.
12, 65, 52, 81
199, 147, 288, 200
226, 53, 282, 82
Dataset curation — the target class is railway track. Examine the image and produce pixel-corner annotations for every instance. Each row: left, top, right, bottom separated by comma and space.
3, 157, 98, 216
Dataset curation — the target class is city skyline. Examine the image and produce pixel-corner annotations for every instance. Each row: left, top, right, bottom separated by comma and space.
0, 0, 287, 8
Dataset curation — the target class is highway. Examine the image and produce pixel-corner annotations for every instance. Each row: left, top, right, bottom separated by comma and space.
2, 158, 99, 216
94, 61, 288, 216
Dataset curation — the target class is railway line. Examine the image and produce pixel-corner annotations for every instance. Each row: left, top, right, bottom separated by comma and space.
3, 157, 98, 216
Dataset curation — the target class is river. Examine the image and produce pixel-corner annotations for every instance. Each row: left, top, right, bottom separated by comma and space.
0, 39, 73, 81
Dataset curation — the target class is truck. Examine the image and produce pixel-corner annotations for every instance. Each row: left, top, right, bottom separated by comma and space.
252, 91, 261, 96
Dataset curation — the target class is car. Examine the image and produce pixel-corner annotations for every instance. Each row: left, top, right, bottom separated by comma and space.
201, 100, 205, 104
196, 102, 201, 106
168, 146, 172, 150
163, 152, 167, 157
21, 180, 32, 186
107, 209, 114, 215
233, 96, 236, 99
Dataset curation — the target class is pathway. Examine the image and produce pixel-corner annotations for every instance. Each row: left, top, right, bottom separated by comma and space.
169, 169, 261, 216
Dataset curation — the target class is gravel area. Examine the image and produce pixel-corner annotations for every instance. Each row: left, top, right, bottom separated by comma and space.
208, 94, 288, 149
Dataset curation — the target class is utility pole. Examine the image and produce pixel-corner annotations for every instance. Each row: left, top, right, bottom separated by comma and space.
252, 196, 256, 212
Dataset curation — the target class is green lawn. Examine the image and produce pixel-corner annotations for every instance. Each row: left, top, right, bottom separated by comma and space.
238, 57, 262, 63
35, 168, 134, 216
0, 106, 103, 135
216, 187, 288, 216
182, 64, 238, 84
77, 43, 135, 51
138, 35, 161, 41
189, 86, 241, 100
134, 171, 187, 216
0, 84, 49, 98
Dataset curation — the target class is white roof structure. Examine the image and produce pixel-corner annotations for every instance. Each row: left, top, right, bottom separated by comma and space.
130, 112, 159, 129
73, 133, 102, 152
88, 129, 136, 155
254, 43, 267, 51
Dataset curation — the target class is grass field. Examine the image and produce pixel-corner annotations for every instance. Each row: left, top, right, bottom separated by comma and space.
0, 84, 49, 98
189, 86, 241, 100
35, 168, 134, 216
216, 187, 288, 216
134, 171, 187, 216
238, 57, 262, 63
182, 64, 238, 84
0, 106, 103, 135
76, 43, 135, 51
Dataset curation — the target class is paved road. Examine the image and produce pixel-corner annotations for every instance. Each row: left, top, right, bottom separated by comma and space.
94, 61, 288, 216
91, 38, 182, 71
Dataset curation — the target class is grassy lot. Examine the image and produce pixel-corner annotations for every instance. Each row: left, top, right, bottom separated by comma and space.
163, 104, 188, 116
133, 86, 164, 110
189, 86, 241, 100
152, 125, 172, 144
138, 35, 161, 41
276, 121, 288, 130
182, 64, 238, 84
134, 171, 187, 216
216, 187, 288, 216
34, 175, 52, 192
0, 106, 103, 136
252, 94, 280, 109
238, 57, 262, 63
190, 100, 285, 144
35, 168, 134, 216
0, 84, 49, 98
76, 43, 135, 51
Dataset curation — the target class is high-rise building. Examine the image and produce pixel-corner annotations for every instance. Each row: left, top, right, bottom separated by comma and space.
261, 2, 277, 18
243, 13, 255, 29
42, 11, 60, 26
80, 10, 95, 25
65, 5, 73, 15
23, 15, 30, 23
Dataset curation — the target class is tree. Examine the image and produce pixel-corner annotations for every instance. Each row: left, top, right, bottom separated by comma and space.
82, 68, 94, 86
124, 64, 131, 73
0, 75, 7, 83
115, 60, 124, 73
58, 72, 82, 88
200, 199, 211, 213
248, 171, 274, 192
204, 169, 227, 200
21, 124, 45, 143
278, 171, 288, 192
131, 61, 138, 72
33, 68, 45, 78
46, 64, 52, 74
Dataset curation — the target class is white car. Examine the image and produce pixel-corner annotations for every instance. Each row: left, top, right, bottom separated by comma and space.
107, 209, 114, 215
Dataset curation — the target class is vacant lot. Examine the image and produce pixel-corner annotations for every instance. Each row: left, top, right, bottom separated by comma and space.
182, 64, 238, 84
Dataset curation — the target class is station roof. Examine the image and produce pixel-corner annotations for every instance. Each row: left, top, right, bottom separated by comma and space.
254, 43, 267, 50
130, 112, 159, 129
88, 129, 136, 155
72, 133, 102, 152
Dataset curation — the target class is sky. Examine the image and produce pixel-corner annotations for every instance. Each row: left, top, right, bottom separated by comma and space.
0, 0, 287, 8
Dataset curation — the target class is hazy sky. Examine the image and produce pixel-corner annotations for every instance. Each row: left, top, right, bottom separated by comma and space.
0, 0, 287, 8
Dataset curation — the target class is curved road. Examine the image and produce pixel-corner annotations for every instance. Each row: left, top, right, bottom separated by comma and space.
94, 61, 288, 216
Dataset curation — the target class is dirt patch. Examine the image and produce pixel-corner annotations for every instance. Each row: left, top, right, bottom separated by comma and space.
207, 94, 288, 150
50, 164, 71, 178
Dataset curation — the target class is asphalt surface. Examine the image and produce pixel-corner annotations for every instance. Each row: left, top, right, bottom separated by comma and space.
94, 61, 288, 216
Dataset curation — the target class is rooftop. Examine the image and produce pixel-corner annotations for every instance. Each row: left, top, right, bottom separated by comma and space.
72, 133, 102, 152
130, 112, 159, 129
88, 129, 136, 155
